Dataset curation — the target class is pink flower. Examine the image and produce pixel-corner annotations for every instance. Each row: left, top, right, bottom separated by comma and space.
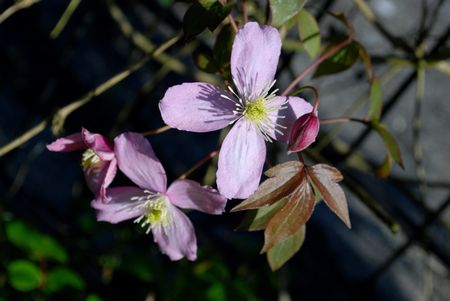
91, 132, 227, 261
288, 111, 320, 152
159, 22, 312, 199
47, 128, 117, 202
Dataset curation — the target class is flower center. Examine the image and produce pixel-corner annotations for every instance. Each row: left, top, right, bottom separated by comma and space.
243, 97, 268, 121
81, 149, 101, 168
133, 192, 171, 234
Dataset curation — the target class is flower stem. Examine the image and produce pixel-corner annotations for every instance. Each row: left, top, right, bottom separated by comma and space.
320, 117, 368, 125
242, 0, 248, 23
281, 34, 354, 97
141, 125, 171, 136
178, 148, 220, 180
228, 14, 239, 32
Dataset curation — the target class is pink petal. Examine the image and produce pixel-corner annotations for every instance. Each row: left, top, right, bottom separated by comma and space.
216, 119, 266, 199
152, 204, 197, 261
268, 96, 313, 143
46, 133, 86, 152
166, 179, 227, 214
159, 82, 238, 132
98, 158, 118, 202
231, 22, 281, 99
114, 133, 167, 193
82, 128, 114, 161
91, 187, 146, 224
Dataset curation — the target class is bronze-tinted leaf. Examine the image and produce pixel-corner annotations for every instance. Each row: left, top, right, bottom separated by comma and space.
236, 197, 289, 232
307, 164, 351, 228
262, 175, 315, 253
267, 226, 306, 271
231, 161, 303, 212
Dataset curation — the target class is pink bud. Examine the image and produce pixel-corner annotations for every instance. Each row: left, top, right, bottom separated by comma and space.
288, 112, 320, 153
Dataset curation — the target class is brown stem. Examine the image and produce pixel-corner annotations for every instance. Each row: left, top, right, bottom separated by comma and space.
242, 0, 248, 23
178, 148, 220, 180
281, 35, 354, 96
141, 125, 171, 136
228, 14, 238, 32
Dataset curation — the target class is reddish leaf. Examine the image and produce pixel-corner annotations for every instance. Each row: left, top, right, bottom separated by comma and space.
231, 161, 304, 212
236, 197, 289, 232
307, 164, 351, 228
262, 175, 315, 253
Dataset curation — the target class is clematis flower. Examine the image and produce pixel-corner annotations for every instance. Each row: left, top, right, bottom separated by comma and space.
91, 132, 227, 261
159, 22, 312, 199
47, 128, 117, 202
288, 111, 320, 153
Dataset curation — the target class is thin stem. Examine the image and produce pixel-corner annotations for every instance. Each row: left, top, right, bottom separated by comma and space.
0, 32, 182, 158
320, 117, 368, 125
141, 125, 171, 136
228, 14, 238, 32
178, 148, 220, 180
289, 85, 320, 112
0, 0, 41, 24
50, 0, 81, 39
281, 35, 354, 96
242, 0, 248, 23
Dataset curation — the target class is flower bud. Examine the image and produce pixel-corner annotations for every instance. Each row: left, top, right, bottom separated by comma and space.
288, 112, 320, 153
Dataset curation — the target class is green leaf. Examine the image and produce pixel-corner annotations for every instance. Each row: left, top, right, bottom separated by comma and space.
267, 226, 306, 271
45, 267, 85, 293
205, 282, 227, 301
86, 294, 104, 301
355, 41, 373, 82
213, 24, 235, 77
371, 121, 404, 168
375, 154, 393, 178
6, 221, 68, 263
297, 10, 320, 58
7, 260, 42, 292
236, 197, 289, 231
183, 1, 231, 40
270, 0, 307, 27
313, 41, 360, 77
367, 79, 382, 121
193, 47, 219, 73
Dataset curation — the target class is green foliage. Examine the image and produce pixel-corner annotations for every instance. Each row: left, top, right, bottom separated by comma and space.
314, 42, 360, 77
270, 0, 307, 27
267, 226, 305, 271
183, 1, 231, 40
7, 260, 42, 292
297, 9, 320, 58
6, 220, 68, 263
45, 267, 85, 293
371, 121, 404, 168
193, 48, 218, 73
86, 294, 104, 301
367, 79, 382, 121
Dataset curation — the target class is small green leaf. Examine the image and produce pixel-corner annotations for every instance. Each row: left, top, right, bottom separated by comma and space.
86, 294, 104, 301
183, 1, 231, 40
267, 226, 306, 271
297, 10, 320, 58
6, 221, 68, 263
375, 154, 393, 178
371, 121, 404, 168
8, 260, 42, 292
45, 267, 85, 293
314, 41, 359, 77
367, 79, 382, 121
270, 0, 307, 27
213, 24, 235, 77
355, 41, 373, 82
205, 282, 227, 301
193, 47, 219, 73
236, 197, 289, 231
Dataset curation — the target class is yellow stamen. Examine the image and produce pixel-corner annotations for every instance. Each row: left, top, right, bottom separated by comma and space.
81, 149, 101, 168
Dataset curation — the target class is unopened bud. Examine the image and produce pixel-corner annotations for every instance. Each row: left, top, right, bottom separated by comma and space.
288, 112, 320, 153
